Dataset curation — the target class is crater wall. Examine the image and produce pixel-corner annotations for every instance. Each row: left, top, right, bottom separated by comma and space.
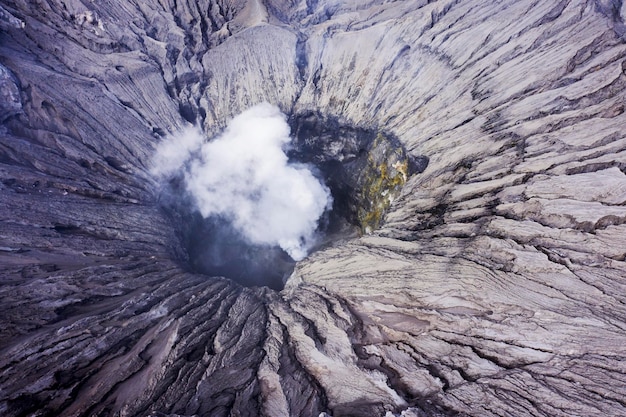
1, 1, 626, 416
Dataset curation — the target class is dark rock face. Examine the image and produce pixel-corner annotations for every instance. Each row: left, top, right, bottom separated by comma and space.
1, 1, 626, 416
289, 115, 426, 235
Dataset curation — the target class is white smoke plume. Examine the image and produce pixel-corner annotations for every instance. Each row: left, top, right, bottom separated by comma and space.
151, 102, 332, 261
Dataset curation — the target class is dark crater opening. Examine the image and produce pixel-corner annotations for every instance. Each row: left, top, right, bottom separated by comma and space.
288, 112, 429, 236
159, 112, 428, 291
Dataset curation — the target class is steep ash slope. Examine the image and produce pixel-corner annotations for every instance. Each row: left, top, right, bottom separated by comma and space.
1, 0, 626, 416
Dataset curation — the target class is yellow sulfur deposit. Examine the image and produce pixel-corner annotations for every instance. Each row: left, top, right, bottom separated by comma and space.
357, 134, 410, 234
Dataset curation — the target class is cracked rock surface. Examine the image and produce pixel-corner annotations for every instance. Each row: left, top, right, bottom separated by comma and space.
1, 0, 626, 416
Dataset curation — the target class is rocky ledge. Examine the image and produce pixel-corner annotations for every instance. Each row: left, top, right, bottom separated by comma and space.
1, 0, 626, 416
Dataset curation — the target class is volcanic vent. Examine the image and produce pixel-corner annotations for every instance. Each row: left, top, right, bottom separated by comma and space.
153, 103, 427, 290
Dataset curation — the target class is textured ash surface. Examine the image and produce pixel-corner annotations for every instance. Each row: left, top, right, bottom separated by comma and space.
1, 0, 626, 416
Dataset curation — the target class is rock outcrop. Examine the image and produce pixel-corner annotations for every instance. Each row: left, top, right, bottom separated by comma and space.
1, 0, 626, 416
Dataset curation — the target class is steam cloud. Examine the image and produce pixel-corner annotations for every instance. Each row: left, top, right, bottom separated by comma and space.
151, 102, 332, 261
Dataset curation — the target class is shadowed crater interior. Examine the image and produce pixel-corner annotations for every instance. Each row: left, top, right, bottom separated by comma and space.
160, 112, 428, 290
